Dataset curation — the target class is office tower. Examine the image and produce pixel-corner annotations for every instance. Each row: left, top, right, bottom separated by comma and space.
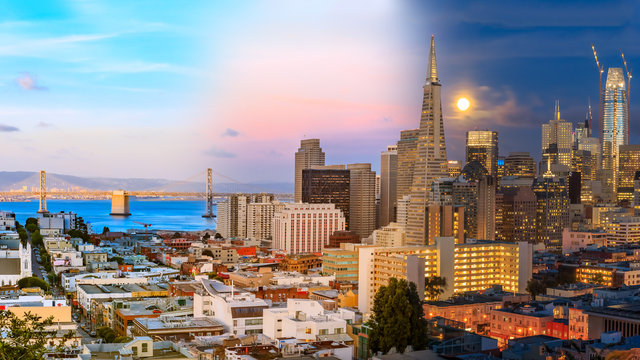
272, 203, 346, 254
396, 129, 420, 201
504, 152, 537, 179
379, 145, 398, 227
348, 163, 376, 239
601, 68, 630, 200
572, 150, 592, 181
326, 230, 361, 249
466, 130, 499, 176
617, 145, 640, 202
447, 160, 462, 178
496, 156, 505, 181
633, 172, 640, 215
247, 202, 286, 241
425, 204, 464, 245
498, 186, 537, 243
541, 102, 573, 170
294, 139, 325, 202
452, 178, 478, 240
578, 137, 601, 180
396, 195, 410, 229
301, 166, 350, 229
358, 238, 533, 311
406, 35, 449, 245
569, 172, 581, 204
430, 177, 455, 205
533, 176, 570, 251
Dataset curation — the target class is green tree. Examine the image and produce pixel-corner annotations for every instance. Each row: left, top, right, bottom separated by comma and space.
369, 278, 428, 355
110, 256, 125, 265
425, 276, 447, 300
202, 233, 211, 241
214, 232, 223, 239
25, 223, 38, 233
17, 229, 28, 243
526, 279, 547, 298
17, 277, 50, 291
67, 229, 90, 243
96, 326, 128, 343
25, 217, 38, 226
31, 230, 43, 248
0, 311, 74, 359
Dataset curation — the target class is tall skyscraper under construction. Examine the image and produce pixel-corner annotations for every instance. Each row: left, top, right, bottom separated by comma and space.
406, 35, 449, 245
600, 68, 629, 201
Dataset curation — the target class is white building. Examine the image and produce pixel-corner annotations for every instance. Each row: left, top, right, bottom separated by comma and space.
604, 216, 640, 246
373, 222, 406, 247
270, 272, 335, 287
562, 228, 608, 254
263, 299, 354, 341
38, 212, 77, 233
61, 272, 118, 293
247, 202, 285, 241
194, 279, 269, 336
272, 203, 345, 254
0, 211, 16, 231
0, 237, 32, 286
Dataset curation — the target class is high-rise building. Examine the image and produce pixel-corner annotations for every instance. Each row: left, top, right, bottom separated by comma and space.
301, 166, 350, 229
533, 176, 570, 251
272, 203, 346, 254
617, 145, 640, 202
294, 139, 325, 202
247, 202, 286, 241
447, 160, 462, 178
541, 102, 573, 169
504, 152, 537, 179
379, 145, 398, 227
466, 130, 498, 176
406, 35, 449, 245
452, 178, 479, 240
217, 193, 275, 239
373, 222, 407, 247
396, 129, 420, 202
498, 186, 537, 243
425, 204, 464, 245
601, 68, 630, 200
477, 175, 497, 240
348, 163, 376, 239
578, 137, 601, 180
396, 195, 411, 229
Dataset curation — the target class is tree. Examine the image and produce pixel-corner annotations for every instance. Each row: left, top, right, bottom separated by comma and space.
369, 278, 428, 355
172, 232, 182, 239
67, 229, 90, 243
425, 276, 447, 300
96, 326, 129, 343
25, 223, 38, 233
110, 256, 124, 265
526, 279, 547, 298
0, 311, 74, 359
17, 277, 50, 291
25, 217, 38, 226
102, 226, 110, 234
31, 230, 43, 248
202, 233, 211, 241
214, 232, 223, 239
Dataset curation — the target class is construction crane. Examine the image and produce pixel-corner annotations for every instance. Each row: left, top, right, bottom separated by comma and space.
592, 43, 604, 133
133, 221, 152, 231
621, 50, 632, 129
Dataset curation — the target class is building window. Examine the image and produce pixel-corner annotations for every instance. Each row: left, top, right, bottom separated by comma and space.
141, 343, 148, 353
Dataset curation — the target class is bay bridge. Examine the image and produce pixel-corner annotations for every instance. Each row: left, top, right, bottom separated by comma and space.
0, 169, 293, 217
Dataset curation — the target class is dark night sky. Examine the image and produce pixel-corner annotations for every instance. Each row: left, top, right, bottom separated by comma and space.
404, 0, 640, 163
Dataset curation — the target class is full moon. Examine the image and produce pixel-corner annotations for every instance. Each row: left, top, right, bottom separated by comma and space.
457, 97, 470, 111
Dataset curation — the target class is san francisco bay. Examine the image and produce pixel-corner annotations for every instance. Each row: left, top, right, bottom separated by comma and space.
0, 199, 217, 232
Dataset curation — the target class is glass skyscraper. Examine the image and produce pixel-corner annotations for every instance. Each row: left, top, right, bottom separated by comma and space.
601, 68, 629, 201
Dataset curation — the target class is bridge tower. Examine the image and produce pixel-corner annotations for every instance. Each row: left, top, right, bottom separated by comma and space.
37, 170, 48, 214
202, 168, 215, 218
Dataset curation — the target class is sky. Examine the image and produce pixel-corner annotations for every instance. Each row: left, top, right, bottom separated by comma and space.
1, 0, 639, 184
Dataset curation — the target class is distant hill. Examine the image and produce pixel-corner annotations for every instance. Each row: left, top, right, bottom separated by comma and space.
0, 171, 293, 194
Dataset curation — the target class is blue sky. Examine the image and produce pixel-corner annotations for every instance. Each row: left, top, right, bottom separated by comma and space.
1, 1, 639, 183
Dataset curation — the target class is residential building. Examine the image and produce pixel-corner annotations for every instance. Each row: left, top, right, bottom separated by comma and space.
561, 228, 607, 254
246, 202, 285, 241
373, 222, 406, 247
132, 317, 224, 340
489, 303, 555, 345
0, 237, 32, 286
322, 243, 361, 282
272, 203, 346, 254
396, 129, 419, 205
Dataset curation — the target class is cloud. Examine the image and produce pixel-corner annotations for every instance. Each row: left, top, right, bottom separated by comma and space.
16, 73, 47, 90
205, 146, 236, 158
0, 124, 19, 132
222, 128, 239, 137
37, 121, 53, 128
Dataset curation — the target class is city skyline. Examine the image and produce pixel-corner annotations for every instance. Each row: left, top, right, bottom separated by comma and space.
0, 0, 638, 184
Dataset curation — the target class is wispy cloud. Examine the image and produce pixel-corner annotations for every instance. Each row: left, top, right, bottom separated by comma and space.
37, 121, 54, 128
205, 146, 236, 158
16, 72, 47, 91
0, 33, 120, 57
222, 128, 239, 137
0, 124, 19, 132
